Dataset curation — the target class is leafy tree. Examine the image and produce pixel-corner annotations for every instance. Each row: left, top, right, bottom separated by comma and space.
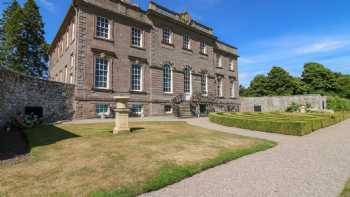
265, 66, 295, 96
246, 74, 269, 96
239, 85, 249, 97
301, 62, 339, 95
292, 77, 309, 95
336, 75, 350, 99
22, 0, 48, 77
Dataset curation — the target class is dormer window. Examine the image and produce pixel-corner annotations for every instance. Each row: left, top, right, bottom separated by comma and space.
96, 16, 110, 39
162, 28, 172, 44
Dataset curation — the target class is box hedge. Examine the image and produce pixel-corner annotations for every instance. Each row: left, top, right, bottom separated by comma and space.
209, 112, 350, 136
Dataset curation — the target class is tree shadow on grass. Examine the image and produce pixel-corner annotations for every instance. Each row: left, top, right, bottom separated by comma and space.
26, 125, 80, 148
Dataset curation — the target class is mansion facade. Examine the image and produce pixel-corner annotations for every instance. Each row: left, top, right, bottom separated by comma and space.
48, 0, 240, 118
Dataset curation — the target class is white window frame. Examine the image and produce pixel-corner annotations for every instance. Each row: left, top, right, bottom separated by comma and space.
71, 20, 75, 42
70, 53, 75, 84
96, 16, 110, 39
230, 81, 236, 98
66, 30, 69, 47
217, 77, 223, 97
131, 104, 144, 117
218, 55, 223, 67
183, 33, 190, 49
96, 103, 110, 116
162, 28, 172, 44
201, 73, 208, 96
131, 27, 143, 48
184, 66, 192, 95
131, 63, 143, 91
94, 56, 109, 89
230, 58, 235, 71
65, 65, 69, 83
163, 64, 173, 93
200, 41, 207, 54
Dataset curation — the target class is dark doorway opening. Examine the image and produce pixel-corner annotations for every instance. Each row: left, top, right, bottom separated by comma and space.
25, 106, 43, 118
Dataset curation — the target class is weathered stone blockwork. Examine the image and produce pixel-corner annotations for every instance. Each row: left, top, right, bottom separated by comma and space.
0, 67, 75, 127
48, 0, 240, 118
240, 95, 327, 112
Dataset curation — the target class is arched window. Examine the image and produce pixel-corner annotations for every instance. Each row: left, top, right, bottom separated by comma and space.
184, 66, 192, 94
163, 64, 172, 93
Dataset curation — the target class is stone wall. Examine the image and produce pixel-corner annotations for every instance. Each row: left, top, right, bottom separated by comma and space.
0, 67, 75, 127
240, 95, 327, 112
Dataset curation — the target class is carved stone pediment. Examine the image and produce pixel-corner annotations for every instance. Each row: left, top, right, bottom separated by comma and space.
179, 12, 192, 25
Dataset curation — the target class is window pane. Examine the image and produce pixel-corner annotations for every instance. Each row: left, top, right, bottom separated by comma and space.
96, 103, 109, 114
131, 64, 141, 91
163, 64, 172, 92
163, 28, 171, 44
131, 27, 142, 47
184, 66, 191, 93
96, 16, 109, 39
95, 57, 108, 88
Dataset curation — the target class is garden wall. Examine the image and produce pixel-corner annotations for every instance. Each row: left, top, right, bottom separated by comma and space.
0, 66, 75, 127
240, 95, 327, 112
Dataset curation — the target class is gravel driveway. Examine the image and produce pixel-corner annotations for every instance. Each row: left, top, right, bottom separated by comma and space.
141, 118, 350, 197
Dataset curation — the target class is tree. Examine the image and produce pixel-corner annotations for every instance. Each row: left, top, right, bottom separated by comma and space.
0, 0, 26, 71
246, 74, 269, 96
265, 66, 295, 96
292, 77, 309, 95
336, 75, 350, 99
239, 85, 249, 97
22, 0, 48, 77
301, 62, 339, 95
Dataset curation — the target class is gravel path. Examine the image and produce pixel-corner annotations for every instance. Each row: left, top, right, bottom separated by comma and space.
141, 118, 350, 197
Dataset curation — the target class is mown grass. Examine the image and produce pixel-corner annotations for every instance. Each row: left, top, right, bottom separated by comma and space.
340, 178, 350, 197
209, 112, 350, 136
0, 121, 275, 197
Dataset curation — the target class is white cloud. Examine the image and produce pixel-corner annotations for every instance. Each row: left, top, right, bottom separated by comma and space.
295, 40, 349, 55
38, 0, 55, 12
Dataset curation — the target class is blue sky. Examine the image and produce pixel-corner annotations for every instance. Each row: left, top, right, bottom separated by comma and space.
1, 0, 350, 86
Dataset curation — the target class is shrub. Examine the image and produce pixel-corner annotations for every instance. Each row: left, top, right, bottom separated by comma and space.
209, 112, 350, 136
327, 96, 350, 112
286, 102, 300, 112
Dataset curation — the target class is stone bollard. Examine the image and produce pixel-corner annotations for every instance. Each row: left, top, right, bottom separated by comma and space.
113, 96, 130, 134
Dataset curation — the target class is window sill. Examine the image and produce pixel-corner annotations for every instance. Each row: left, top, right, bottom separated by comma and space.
199, 52, 208, 56
94, 36, 114, 43
230, 96, 238, 99
182, 47, 193, 52
163, 92, 173, 96
216, 96, 225, 99
130, 90, 148, 95
216, 66, 224, 69
162, 41, 174, 47
92, 88, 114, 93
131, 45, 146, 51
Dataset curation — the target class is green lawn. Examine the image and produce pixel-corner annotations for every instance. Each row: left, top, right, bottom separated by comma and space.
209, 112, 350, 136
340, 178, 350, 197
0, 121, 275, 197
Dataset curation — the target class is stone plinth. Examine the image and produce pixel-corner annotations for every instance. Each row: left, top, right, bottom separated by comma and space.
113, 96, 130, 134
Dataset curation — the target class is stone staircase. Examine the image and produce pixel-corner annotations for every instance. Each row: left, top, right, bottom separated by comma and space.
178, 102, 193, 118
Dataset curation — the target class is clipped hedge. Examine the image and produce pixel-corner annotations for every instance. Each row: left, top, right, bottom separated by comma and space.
209, 112, 350, 136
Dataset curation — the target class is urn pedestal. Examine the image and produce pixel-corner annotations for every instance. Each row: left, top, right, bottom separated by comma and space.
113, 96, 130, 134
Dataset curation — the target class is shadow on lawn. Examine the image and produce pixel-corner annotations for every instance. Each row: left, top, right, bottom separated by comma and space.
27, 125, 80, 148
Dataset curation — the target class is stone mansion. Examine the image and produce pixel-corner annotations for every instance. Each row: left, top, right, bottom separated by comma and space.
48, 0, 240, 119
